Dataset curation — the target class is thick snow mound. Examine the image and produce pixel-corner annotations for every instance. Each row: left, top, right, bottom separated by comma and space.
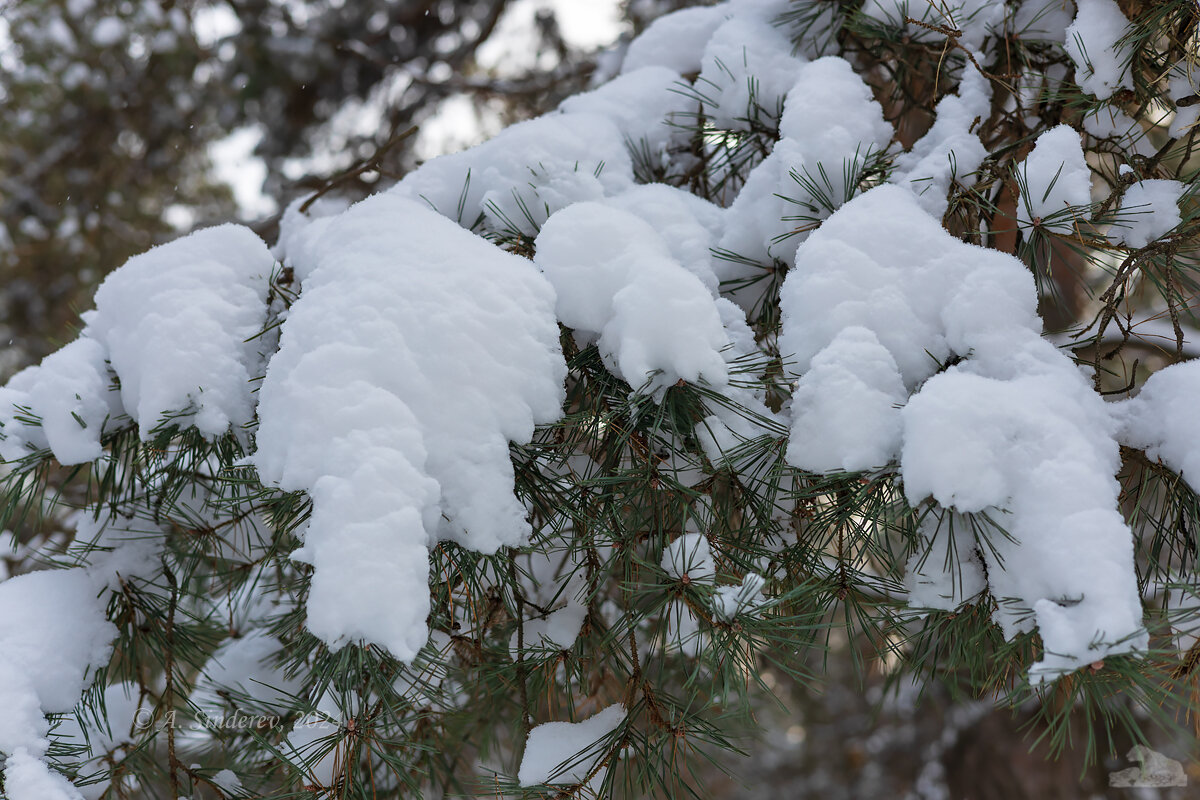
781, 185, 1144, 677
535, 201, 730, 397
255, 193, 566, 660
0, 225, 273, 462
85, 224, 274, 440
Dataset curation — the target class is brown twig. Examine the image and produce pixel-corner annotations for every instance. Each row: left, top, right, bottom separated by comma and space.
298, 125, 418, 213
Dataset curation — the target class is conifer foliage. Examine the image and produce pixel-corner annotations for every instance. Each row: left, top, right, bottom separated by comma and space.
1, 0, 1200, 797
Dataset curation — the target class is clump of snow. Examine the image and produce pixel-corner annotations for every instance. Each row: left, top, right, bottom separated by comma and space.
393, 112, 633, 236
718, 56, 891, 286
621, 3, 729, 75
1114, 179, 1184, 248
0, 569, 117, 800
1082, 106, 1155, 158
509, 545, 589, 659
891, 68, 991, 216
1016, 124, 1092, 233
603, 184, 725, 295
1115, 359, 1200, 491
518, 704, 626, 790
534, 201, 730, 397
1065, 0, 1133, 100
83, 224, 274, 441
901, 336, 1147, 678
1011, 0, 1075, 42
3, 748, 87, 800
662, 532, 716, 583
54, 682, 143, 800
787, 326, 906, 473
862, 0, 1002, 50
255, 193, 565, 661
282, 694, 343, 787
780, 184, 1039, 391
558, 66, 695, 160
697, 14, 806, 130
0, 338, 121, 464
713, 572, 767, 620
780, 184, 1144, 677
1167, 62, 1200, 139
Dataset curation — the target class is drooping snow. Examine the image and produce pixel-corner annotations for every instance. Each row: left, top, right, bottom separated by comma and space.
518, 704, 627, 789
1065, 0, 1133, 100
1114, 179, 1185, 248
780, 184, 1040, 390
719, 56, 891, 286
0, 569, 117, 800
901, 337, 1147, 678
255, 192, 566, 661
0, 337, 120, 464
83, 224, 274, 440
1115, 359, 1200, 491
780, 184, 1145, 677
1016, 124, 1092, 233
603, 184, 726, 295
534, 201, 730, 397
786, 326, 906, 473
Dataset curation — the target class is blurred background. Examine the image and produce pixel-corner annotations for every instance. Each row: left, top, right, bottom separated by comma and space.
1, 1, 1196, 797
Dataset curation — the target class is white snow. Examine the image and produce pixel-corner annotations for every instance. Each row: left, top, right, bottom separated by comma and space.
621, 4, 729, 75
713, 572, 767, 620
891, 68, 991, 216
1168, 62, 1200, 139
558, 66, 695, 160
1115, 359, 1200, 491
1016, 124, 1093, 234
662, 532, 716, 583
518, 703, 626, 789
786, 326, 906, 473
1114, 179, 1184, 248
901, 336, 1147, 678
81, 224, 274, 442
0, 569, 117, 800
534, 201, 730, 397
1065, 0, 1134, 100
697, 14, 806, 130
255, 192, 565, 660
392, 108, 634, 236
780, 184, 1145, 677
718, 56, 891, 287
861, 0, 1002, 50
0, 337, 120, 464
780, 184, 1040, 391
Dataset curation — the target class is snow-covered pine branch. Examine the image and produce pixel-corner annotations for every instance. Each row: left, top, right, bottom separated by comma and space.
0, 0, 1198, 797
